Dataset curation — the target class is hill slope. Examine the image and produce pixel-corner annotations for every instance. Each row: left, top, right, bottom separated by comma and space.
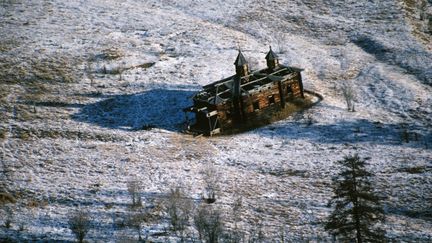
0, 0, 431, 241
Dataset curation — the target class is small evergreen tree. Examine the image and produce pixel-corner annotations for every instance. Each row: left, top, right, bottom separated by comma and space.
325, 154, 386, 243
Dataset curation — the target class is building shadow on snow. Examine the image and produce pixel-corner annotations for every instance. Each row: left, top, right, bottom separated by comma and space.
72, 89, 196, 131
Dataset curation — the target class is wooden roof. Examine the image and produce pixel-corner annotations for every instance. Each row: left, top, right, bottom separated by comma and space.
234, 50, 248, 66
265, 46, 278, 61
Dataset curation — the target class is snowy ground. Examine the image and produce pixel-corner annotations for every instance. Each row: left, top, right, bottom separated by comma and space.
0, 0, 431, 241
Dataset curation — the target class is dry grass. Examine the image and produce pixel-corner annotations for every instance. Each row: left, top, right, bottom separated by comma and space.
403, 0, 417, 12
16, 129, 31, 140
10, 125, 125, 142
0, 192, 16, 205
0, 129, 7, 140
94, 48, 124, 61
0, 38, 19, 52
26, 199, 48, 208
30, 56, 79, 83
0, 58, 78, 86
397, 166, 431, 174
270, 97, 314, 123
401, 0, 432, 50
0, 51, 80, 86
0, 86, 11, 119
0, 38, 84, 123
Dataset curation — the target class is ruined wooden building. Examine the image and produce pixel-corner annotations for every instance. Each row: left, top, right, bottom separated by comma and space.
184, 47, 305, 136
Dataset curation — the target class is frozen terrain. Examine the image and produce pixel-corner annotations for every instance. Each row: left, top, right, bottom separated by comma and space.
0, 0, 431, 241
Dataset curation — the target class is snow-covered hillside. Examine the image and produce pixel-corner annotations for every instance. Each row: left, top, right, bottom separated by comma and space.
0, 0, 431, 241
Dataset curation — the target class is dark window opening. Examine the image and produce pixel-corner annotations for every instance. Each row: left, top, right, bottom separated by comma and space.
287, 85, 293, 95
253, 101, 260, 110
269, 95, 275, 104
226, 110, 231, 118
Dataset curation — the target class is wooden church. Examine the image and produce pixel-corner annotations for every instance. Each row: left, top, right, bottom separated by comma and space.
183, 47, 305, 136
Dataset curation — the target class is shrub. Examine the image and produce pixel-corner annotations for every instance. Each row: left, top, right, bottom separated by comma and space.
4, 218, 12, 228
68, 210, 91, 243
1, 206, 14, 229
273, 32, 287, 54
202, 164, 220, 203
127, 179, 142, 208
164, 187, 193, 234
341, 81, 356, 112
18, 222, 26, 232
125, 210, 147, 241
0, 193, 16, 205
0, 129, 7, 140
17, 130, 31, 140
194, 204, 224, 243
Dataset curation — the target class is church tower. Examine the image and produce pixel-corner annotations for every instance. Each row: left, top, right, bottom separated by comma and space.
234, 49, 249, 77
265, 46, 279, 71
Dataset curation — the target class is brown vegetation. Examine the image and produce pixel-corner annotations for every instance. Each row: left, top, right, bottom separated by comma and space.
0, 193, 16, 205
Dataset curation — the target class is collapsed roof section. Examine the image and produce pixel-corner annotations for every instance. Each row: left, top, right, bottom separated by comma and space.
194, 65, 303, 105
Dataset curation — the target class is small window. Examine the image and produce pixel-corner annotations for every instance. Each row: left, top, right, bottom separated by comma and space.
253, 101, 260, 110
287, 85, 293, 95
268, 95, 275, 105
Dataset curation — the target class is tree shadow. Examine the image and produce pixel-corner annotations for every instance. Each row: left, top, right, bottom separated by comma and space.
352, 35, 432, 85
255, 118, 432, 149
72, 88, 196, 131
23, 100, 85, 108
10, 188, 170, 242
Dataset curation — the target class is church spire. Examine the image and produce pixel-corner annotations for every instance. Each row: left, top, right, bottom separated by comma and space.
234, 49, 249, 77
265, 46, 279, 70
